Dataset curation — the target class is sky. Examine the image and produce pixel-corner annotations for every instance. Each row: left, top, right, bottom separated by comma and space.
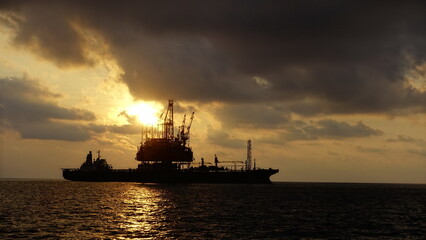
0, 0, 425, 183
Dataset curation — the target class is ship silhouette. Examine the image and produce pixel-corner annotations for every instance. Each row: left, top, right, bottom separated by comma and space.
63, 100, 278, 183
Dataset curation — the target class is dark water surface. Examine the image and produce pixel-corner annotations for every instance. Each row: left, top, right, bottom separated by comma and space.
0, 181, 425, 239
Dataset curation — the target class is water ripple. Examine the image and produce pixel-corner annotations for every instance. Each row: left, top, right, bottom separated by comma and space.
0, 181, 425, 239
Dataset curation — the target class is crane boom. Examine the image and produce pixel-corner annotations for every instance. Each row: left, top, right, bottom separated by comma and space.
187, 112, 195, 132
178, 114, 186, 139
185, 111, 195, 146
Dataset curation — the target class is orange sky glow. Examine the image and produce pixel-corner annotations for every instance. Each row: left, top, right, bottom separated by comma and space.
0, 2, 425, 183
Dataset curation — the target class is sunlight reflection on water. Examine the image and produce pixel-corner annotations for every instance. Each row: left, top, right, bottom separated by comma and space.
118, 185, 169, 238
0, 181, 425, 239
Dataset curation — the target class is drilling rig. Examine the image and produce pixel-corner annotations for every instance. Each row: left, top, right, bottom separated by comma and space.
63, 100, 279, 184
136, 100, 194, 165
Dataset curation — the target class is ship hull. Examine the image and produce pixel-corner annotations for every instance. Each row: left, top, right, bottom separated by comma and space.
62, 169, 278, 184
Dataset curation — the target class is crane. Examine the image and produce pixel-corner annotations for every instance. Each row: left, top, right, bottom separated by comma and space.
186, 112, 195, 146
178, 111, 195, 146
177, 114, 186, 140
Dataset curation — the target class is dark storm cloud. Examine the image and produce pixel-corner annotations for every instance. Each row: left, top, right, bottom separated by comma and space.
386, 135, 425, 147
0, 77, 143, 141
0, 77, 96, 122
173, 103, 196, 115
283, 119, 383, 141
0, 1, 92, 68
210, 118, 383, 147
88, 123, 140, 136
407, 148, 426, 157
0, 77, 96, 141
386, 135, 423, 143
214, 104, 290, 128
17, 121, 91, 141
356, 146, 387, 154
2, 1, 426, 115
212, 103, 383, 142
302, 119, 383, 138
207, 128, 245, 149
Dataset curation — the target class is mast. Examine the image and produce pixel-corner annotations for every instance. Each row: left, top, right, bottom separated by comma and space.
186, 112, 195, 146
162, 100, 174, 139
246, 139, 252, 170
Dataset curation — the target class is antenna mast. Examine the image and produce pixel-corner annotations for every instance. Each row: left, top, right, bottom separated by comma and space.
246, 139, 252, 170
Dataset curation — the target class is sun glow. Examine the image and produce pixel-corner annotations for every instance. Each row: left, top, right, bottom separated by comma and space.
127, 101, 161, 125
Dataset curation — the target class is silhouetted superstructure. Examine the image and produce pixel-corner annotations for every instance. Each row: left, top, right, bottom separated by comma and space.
63, 100, 278, 183
80, 150, 111, 171
136, 100, 193, 165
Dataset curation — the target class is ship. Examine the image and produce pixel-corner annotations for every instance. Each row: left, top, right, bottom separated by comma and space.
63, 100, 279, 183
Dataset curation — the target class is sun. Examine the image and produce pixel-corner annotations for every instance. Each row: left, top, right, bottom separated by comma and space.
126, 101, 161, 125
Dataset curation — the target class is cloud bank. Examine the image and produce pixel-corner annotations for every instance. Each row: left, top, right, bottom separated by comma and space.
0, 77, 95, 141
1, 0, 425, 118
0, 77, 141, 141
284, 119, 383, 141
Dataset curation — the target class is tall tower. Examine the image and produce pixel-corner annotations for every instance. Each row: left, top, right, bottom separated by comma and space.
162, 100, 174, 139
246, 139, 252, 170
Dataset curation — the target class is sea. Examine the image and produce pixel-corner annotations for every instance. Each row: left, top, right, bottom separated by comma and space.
0, 181, 425, 239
